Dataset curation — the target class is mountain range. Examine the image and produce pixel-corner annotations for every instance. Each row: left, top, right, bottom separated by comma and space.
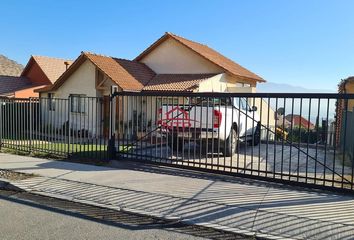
257, 82, 335, 93
0, 55, 23, 76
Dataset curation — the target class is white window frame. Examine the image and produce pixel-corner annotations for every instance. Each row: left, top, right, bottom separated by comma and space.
70, 94, 86, 113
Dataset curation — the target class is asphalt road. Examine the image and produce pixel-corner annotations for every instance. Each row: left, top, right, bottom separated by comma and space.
0, 191, 211, 240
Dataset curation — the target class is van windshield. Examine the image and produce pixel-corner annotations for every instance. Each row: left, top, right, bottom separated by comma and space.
188, 97, 250, 111
189, 97, 232, 106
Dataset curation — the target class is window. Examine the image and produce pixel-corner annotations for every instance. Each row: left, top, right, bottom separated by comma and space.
48, 93, 55, 111
70, 94, 86, 113
233, 97, 250, 111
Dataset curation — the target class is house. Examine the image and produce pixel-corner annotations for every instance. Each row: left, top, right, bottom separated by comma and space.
285, 114, 315, 130
36, 32, 266, 136
38, 32, 265, 97
0, 55, 71, 98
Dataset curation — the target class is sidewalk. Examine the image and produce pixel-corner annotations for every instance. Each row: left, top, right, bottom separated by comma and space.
1, 152, 354, 240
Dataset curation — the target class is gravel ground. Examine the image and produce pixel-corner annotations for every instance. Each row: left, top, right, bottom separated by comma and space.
0, 169, 36, 181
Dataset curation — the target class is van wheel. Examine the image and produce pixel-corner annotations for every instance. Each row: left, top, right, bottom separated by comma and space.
168, 136, 184, 152
223, 128, 237, 157
250, 123, 261, 146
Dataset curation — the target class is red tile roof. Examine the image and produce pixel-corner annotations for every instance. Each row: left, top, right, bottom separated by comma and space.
285, 115, 315, 130
143, 73, 218, 92
85, 53, 155, 91
22, 56, 73, 83
41, 52, 155, 92
0, 76, 39, 96
135, 32, 265, 83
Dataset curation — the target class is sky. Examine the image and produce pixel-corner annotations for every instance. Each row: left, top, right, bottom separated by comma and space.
1, 0, 354, 91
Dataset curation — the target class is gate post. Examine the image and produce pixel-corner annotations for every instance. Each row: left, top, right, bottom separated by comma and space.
0, 99, 2, 151
67, 96, 71, 158
107, 91, 116, 159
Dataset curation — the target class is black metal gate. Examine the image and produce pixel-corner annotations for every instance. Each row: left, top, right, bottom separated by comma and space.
1, 93, 354, 193
111, 92, 354, 193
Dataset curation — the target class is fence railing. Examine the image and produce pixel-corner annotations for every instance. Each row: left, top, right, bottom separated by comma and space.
1, 92, 354, 192
0, 97, 109, 160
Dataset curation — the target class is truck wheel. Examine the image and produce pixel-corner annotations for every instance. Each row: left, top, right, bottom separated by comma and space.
223, 128, 237, 157
168, 136, 184, 152
250, 124, 261, 146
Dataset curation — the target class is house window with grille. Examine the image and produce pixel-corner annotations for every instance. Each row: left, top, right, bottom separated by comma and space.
70, 94, 86, 113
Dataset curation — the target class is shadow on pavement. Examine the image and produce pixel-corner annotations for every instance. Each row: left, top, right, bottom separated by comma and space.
0, 190, 249, 240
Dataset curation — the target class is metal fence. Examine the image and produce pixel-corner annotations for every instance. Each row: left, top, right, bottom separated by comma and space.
112, 92, 354, 192
1, 93, 354, 192
0, 97, 109, 160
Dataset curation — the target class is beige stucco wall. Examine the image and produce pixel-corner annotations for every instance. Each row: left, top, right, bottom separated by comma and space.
198, 74, 227, 92
198, 73, 257, 93
140, 38, 223, 74
53, 60, 98, 98
40, 60, 102, 136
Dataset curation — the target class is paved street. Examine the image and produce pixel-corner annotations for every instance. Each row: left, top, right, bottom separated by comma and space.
0, 190, 209, 240
1, 152, 354, 239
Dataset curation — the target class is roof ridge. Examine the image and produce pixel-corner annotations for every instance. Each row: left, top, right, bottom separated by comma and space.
137, 32, 265, 82
82, 51, 132, 62
167, 32, 208, 47
32, 55, 72, 61
171, 35, 265, 82
155, 73, 219, 76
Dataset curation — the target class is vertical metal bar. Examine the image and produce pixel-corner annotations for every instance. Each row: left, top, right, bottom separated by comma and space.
314, 98, 321, 184
244, 97, 248, 173
29, 98, 32, 152
223, 97, 228, 171
258, 97, 263, 176
289, 97, 295, 180
265, 97, 270, 177
323, 98, 330, 186
230, 97, 235, 172
193, 96, 197, 167
160, 96, 164, 162
251, 97, 255, 175
0, 98, 2, 151
281, 97, 286, 180
237, 97, 241, 172
68, 97, 71, 157
206, 97, 210, 168
140, 95, 144, 162
198, 96, 203, 168
305, 98, 312, 183
297, 98, 303, 182
217, 97, 221, 170
273, 97, 278, 179
187, 96, 192, 166
341, 98, 349, 188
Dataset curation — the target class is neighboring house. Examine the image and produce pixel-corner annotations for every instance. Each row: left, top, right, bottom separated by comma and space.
0, 55, 71, 98
36, 32, 266, 136
285, 114, 315, 130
